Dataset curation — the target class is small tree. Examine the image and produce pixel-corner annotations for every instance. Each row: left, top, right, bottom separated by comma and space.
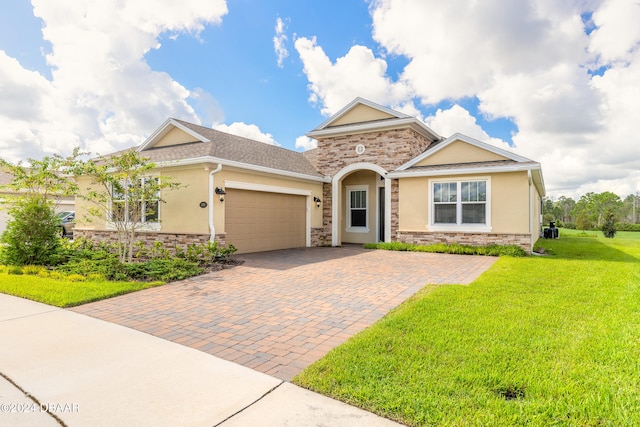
72, 151, 182, 263
602, 209, 616, 238
0, 154, 79, 265
1, 197, 61, 265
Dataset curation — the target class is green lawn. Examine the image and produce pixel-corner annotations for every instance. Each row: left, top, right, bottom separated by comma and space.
294, 230, 640, 426
0, 267, 164, 307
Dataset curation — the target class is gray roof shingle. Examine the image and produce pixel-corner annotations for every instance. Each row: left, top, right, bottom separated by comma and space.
139, 120, 324, 178
401, 159, 540, 173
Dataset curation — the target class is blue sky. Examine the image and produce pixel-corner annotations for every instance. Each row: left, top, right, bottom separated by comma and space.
1, 0, 639, 198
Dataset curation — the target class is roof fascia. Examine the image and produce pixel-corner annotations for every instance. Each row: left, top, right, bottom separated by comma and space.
307, 117, 440, 141
397, 133, 532, 171
156, 156, 331, 183
388, 162, 542, 178
137, 118, 210, 152
531, 168, 546, 196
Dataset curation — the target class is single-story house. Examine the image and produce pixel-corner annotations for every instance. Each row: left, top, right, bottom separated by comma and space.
74, 98, 545, 253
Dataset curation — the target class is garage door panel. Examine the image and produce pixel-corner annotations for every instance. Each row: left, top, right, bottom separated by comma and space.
225, 189, 306, 254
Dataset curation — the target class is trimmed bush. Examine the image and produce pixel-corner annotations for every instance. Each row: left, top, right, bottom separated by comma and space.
364, 242, 527, 257
1, 197, 61, 266
602, 210, 616, 238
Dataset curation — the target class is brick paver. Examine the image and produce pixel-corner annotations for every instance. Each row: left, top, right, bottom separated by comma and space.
71, 246, 496, 380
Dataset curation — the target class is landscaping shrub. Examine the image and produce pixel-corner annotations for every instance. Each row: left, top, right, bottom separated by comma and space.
22, 265, 47, 275
601, 209, 617, 238
124, 258, 203, 282
615, 222, 640, 232
0, 197, 61, 266
6, 265, 23, 275
6, 236, 238, 283
365, 242, 527, 257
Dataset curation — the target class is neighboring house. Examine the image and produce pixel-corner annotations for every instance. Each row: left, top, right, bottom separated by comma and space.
0, 170, 75, 236
74, 98, 545, 253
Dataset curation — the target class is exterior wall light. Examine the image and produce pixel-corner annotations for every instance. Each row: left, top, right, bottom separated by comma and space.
314, 196, 322, 208
215, 187, 226, 202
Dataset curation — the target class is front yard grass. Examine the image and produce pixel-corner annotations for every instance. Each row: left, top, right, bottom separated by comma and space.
0, 267, 163, 307
294, 230, 640, 425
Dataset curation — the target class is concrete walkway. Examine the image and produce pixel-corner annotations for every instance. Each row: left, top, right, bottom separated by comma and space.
72, 246, 496, 380
0, 294, 400, 426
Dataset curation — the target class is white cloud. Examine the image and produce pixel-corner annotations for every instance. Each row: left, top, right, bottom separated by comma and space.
294, 36, 412, 116
273, 17, 289, 68
371, 0, 590, 104
589, 0, 640, 64
294, 135, 317, 151
0, 0, 228, 162
213, 122, 280, 146
425, 105, 512, 152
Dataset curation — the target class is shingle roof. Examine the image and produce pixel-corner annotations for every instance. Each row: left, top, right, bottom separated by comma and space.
406, 159, 528, 171
388, 159, 541, 178
140, 119, 324, 178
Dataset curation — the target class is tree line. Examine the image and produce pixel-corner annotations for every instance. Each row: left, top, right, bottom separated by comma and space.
543, 191, 640, 232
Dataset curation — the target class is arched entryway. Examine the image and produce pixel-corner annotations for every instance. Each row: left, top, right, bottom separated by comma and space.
331, 163, 391, 246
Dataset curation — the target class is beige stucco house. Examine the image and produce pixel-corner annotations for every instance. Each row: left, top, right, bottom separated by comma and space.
74, 98, 545, 253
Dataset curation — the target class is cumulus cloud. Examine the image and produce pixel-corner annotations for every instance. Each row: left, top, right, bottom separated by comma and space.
294, 135, 317, 151
0, 0, 227, 161
213, 122, 280, 146
273, 17, 289, 68
588, 0, 640, 65
294, 36, 412, 116
425, 105, 513, 152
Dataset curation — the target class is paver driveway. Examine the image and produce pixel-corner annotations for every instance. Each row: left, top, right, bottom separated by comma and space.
72, 246, 496, 380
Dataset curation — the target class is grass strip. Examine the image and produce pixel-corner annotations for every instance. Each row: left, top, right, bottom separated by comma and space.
0, 271, 163, 307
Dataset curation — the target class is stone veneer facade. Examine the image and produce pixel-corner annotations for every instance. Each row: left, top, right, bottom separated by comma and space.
73, 229, 226, 253
305, 127, 435, 245
396, 231, 531, 251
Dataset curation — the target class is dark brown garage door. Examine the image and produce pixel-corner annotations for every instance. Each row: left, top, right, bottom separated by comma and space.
224, 189, 306, 253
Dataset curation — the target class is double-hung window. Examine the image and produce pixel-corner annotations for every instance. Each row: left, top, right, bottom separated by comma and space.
431, 179, 490, 230
346, 185, 368, 232
110, 177, 160, 226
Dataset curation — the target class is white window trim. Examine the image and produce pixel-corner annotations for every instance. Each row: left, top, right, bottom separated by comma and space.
106, 176, 161, 231
427, 177, 492, 232
346, 184, 369, 233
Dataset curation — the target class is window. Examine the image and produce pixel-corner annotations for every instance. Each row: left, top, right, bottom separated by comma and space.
461, 181, 486, 224
110, 177, 160, 225
431, 179, 490, 230
346, 185, 368, 232
433, 182, 457, 223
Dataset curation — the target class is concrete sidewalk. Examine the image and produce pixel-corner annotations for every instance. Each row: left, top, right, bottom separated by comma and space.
0, 294, 399, 426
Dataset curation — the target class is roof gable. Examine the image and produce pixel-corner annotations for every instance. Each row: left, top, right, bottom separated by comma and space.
320, 98, 408, 129
307, 97, 440, 142
413, 139, 509, 167
137, 118, 209, 152
398, 133, 532, 170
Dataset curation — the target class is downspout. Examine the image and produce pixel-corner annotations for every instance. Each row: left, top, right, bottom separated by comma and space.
208, 163, 222, 242
528, 170, 534, 253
